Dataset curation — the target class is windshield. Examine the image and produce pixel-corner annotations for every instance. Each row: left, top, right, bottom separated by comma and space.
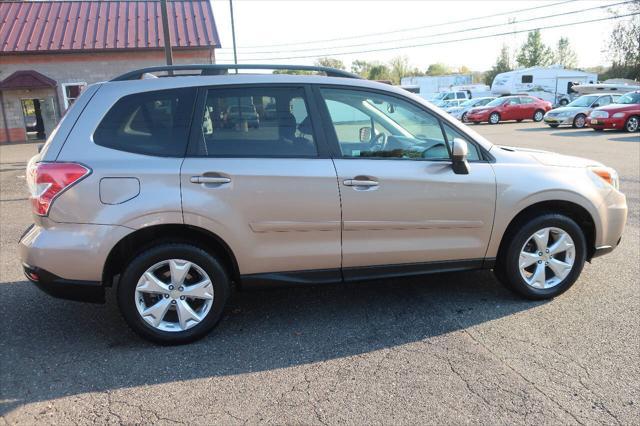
460, 99, 476, 107
618, 92, 640, 104
431, 93, 447, 100
567, 95, 599, 107
486, 98, 507, 107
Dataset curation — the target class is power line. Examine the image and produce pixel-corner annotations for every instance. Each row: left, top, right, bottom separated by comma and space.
217, 0, 632, 56
214, 12, 639, 62
216, 0, 578, 51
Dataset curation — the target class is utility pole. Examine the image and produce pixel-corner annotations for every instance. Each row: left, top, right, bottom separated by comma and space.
160, 0, 174, 73
229, 0, 238, 71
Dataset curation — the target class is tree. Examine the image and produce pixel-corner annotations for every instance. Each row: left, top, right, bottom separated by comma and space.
389, 55, 411, 84
426, 63, 451, 76
516, 30, 553, 67
367, 64, 391, 81
555, 37, 578, 69
484, 44, 512, 86
605, 1, 640, 80
459, 65, 472, 74
315, 57, 346, 70
351, 60, 374, 77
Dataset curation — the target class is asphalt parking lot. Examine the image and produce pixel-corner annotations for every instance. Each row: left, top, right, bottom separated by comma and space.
0, 122, 638, 425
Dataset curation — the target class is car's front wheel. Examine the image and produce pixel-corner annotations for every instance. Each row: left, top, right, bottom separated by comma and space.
573, 114, 586, 129
461, 112, 469, 123
117, 243, 230, 344
625, 115, 639, 132
495, 214, 586, 300
489, 112, 500, 124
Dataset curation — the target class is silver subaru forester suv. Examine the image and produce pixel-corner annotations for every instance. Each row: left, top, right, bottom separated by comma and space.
20, 65, 627, 344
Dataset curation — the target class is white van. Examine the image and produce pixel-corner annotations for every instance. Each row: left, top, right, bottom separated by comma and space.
491, 66, 597, 106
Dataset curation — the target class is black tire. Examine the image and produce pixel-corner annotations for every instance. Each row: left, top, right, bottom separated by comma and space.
548, 124, 560, 128
559, 99, 569, 106
533, 109, 545, 122
572, 114, 587, 129
624, 115, 639, 132
117, 243, 230, 345
495, 213, 587, 300
461, 112, 468, 123
489, 112, 500, 124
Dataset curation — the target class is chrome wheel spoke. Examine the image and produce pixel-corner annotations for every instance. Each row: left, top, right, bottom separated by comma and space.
169, 260, 192, 286
548, 233, 573, 255
142, 298, 172, 327
182, 279, 214, 300
532, 229, 550, 252
176, 300, 200, 330
519, 251, 539, 268
528, 263, 546, 288
138, 272, 169, 295
548, 258, 572, 280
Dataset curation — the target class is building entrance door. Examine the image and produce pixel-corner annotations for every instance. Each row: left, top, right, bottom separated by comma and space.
21, 97, 57, 141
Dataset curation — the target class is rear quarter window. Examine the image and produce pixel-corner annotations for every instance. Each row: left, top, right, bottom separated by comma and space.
93, 88, 196, 157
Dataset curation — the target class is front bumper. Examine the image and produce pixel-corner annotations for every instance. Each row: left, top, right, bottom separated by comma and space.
544, 115, 573, 126
467, 112, 489, 122
588, 117, 626, 130
22, 264, 104, 303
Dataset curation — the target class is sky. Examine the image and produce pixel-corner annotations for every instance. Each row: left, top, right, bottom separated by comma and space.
209, 0, 634, 71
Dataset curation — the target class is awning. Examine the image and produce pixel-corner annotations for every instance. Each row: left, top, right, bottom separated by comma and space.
0, 70, 57, 90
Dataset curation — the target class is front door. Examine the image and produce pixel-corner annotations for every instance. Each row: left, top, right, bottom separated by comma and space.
181, 85, 342, 277
316, 87, 496, 276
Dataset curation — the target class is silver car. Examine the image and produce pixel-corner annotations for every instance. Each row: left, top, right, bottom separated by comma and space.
447, 97, 496, 122
20, 65, 627, 344
544, 94, 621, 128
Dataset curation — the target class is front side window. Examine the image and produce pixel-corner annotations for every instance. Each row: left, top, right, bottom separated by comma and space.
521, 75, 533, 83
94, 88, 196, 156
320, 88, 451, 160
194, 87, 317, 157
596, 96, 612, 107
618, 92, 640, 104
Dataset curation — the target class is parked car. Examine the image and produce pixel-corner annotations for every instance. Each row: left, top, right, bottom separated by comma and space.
224, 104, 260, 128
441, 99, 466, 110
429, 90, 471, 107
467, 95, 552, 124
588, 91, 640, 132
543, 94, 621, 129
20, 65, 627, 344
446, 97, 496, 122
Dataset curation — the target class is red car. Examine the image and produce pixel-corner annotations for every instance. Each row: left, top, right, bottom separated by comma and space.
588, 91, 640, 132
466, 95, 553, 125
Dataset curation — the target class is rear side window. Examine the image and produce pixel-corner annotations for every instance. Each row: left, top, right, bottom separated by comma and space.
94, 88, 196, 156
193, 87, 317, 157
520, 97, 534, 104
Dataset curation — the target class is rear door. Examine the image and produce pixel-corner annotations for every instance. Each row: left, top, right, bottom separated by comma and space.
181, 85, 341, 278
315, 86, 496, 276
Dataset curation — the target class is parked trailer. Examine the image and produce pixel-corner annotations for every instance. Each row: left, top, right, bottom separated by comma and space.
400, 74, 472, 100
491, 66, 597, 106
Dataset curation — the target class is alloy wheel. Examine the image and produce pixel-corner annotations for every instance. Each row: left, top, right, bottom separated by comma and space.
461, 112, 469, 123
135, 259, 214, 332
519, 227, 575, 289
574, 115, 586, 128
626, 116, 639, 132
534, 111, 544, 122
489, 113, 500, 124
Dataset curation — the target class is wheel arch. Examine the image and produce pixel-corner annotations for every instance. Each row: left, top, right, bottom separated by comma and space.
102, 224, 241, 289
495, 200, 597, 266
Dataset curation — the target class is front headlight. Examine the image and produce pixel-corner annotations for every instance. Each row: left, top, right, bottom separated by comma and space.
612, 112, 626, 118
591, 111, 609, 119
589, 166, 619, 190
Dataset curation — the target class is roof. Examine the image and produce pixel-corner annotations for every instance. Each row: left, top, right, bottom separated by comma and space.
0, 0, 220, 54
0, 70, 57, 89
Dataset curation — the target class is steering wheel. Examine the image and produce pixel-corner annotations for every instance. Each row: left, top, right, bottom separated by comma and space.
370, 132, 387, 151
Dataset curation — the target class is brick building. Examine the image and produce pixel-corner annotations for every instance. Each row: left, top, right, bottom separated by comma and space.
0, 0, 220, 143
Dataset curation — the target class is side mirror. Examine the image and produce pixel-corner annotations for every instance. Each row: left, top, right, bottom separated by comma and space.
359, 127, 371, 143
451, 138, 470, 175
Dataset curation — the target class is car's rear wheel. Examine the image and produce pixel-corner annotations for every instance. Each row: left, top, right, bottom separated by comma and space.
625, 116, 639, 132
573, 114, 586, 129
489, 112, 500, 124
495, 214, 586, 300
117, 243, 230, 345
533, 110, 545, 122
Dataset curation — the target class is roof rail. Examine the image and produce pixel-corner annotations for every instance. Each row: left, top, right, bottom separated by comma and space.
111, 64, 361, 81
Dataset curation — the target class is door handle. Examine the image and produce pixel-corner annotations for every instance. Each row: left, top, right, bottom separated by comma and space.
190, 176, 231, 184
343, 179, 379, 187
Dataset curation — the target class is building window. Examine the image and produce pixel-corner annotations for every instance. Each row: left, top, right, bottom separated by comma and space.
62, 83, 86, 109
521, 75, 533, 84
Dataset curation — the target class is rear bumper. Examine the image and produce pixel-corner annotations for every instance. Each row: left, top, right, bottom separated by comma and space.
22, 264, 104, 303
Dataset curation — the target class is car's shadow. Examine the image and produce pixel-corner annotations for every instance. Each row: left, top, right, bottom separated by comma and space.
0, 271, 545, 415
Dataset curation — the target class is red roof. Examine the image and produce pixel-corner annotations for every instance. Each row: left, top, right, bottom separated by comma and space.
0, 0, 221, 54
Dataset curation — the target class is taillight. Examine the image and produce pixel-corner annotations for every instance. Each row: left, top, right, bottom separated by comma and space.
27, 162, 91, 216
